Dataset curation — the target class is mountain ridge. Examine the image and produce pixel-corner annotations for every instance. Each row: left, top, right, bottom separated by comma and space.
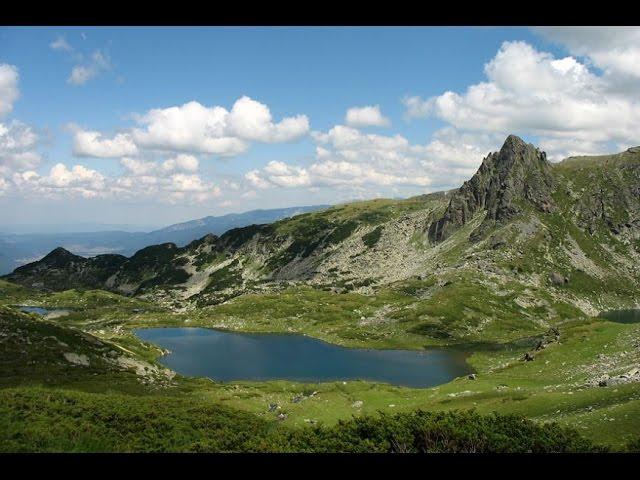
0, 205, 329, 274
4, 135, 640, 334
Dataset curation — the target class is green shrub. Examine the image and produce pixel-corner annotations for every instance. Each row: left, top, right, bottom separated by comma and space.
0, 388, 604, 453
362, 226, 383, 248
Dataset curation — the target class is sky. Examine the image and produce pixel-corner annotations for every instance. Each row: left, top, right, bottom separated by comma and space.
1, 26, 640, 231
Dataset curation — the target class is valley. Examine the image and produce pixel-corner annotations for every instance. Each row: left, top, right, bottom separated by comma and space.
2, 135, 640, 452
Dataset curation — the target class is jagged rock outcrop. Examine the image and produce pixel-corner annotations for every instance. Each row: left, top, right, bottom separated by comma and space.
428, 135, 555, 242
558, 146, 640, 236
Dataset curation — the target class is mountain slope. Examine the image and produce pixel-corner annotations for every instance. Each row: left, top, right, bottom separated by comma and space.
0, 205, 328, 274
5, 136, 640, 339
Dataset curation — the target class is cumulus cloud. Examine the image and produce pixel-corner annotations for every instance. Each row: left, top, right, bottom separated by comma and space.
68, 50, 111, 86
11, 154, 221, 203
73, 129, 138, 158
131, 96, 309, 156
12, 163, 105, 199
120, 153, 199, 177
402, 40, 640, 160
345, 105, 390, 128
0, 121, 41, 177
226, 96, 310, 142
131, 101, 246, 156
120, 157, 157, 176
535, 27, 640, 80
161, 154, 199, 172
0, 64, 20, 118
246, 124, 442, 191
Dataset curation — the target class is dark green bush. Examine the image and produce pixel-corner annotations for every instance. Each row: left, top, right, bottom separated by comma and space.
281, 410, 604, 453
0, 388, 604, 453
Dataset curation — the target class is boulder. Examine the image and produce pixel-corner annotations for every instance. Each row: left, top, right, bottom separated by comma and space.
549, 272, 568, 285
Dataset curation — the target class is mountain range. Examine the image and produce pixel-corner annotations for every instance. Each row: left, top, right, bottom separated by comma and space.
6, 135, 640, 343
0, 205, 328, 275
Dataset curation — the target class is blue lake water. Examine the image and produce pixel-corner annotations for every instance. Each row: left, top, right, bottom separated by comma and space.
18, 306, 56, 315
599, 309, 640, 324
134, 327, 473, 388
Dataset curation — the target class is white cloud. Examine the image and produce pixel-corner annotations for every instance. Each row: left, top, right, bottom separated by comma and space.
402, 95, 432, 120
0, 64, 20, 118
50, 36, 73, 52
12, 163, 106, 199
169, 173, 214, 193
131, 97, 308, 156
162, 154, 199, 172
46, 163, 105, 189
73, 129, 138, 158
68, 50, 111, 86
246, 125, 438, 191
345, 105, 390, 128
535, 27, 640, 80
536, 137, 609, 159
0, 176, 8, 194
252, 160, 311, 188
120, 157, 157, 176
402, 40, 640, 160
131, 101, 246, 156
0, 121, 41, 177
226, 96, 310, 142
10, 156, 221, 204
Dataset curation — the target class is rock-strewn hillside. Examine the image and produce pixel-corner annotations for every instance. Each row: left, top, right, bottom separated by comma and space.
5, 135, 640, 323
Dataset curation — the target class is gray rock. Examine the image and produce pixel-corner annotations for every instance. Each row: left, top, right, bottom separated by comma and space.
428, 135, 555, 243
549, 272, 568, 285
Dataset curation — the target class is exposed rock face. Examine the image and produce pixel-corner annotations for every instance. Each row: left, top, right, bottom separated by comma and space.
428, 135, 555, 242
560, 147, 640, 236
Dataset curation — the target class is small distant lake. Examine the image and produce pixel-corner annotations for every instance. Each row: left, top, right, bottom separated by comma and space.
19, 306, 55, 315
599, 309, 640, 324
134, 327, 473, 388
18, 306, 69, 316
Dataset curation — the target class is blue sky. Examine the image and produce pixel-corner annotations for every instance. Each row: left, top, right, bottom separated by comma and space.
1, 27, 639, 231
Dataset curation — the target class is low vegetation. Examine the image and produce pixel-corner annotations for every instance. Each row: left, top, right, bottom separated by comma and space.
0, 388, 603, 453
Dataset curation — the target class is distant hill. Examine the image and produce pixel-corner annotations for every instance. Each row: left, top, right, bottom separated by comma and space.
0, 205, 328, 274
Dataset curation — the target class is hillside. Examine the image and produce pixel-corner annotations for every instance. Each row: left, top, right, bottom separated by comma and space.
0, 205, 328, 274
5, 135, 640, 343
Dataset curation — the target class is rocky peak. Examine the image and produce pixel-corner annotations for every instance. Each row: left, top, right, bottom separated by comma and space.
40, 247, 84, 267
186, 233, 219, 250
201, 233, 218, 244
428, 135, 555, 243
